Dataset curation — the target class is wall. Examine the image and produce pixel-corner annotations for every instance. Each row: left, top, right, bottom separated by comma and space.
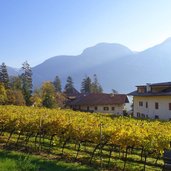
78, 104, 125, 115
133, 96, 171, 120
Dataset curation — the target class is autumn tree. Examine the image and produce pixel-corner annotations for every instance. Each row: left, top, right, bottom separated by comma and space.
0, 83, 7, 104
42, 82, 56, 108
30, 88, 42, 107
7, 89, 25, 106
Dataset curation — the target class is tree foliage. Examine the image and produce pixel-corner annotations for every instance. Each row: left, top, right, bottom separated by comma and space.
53, 75, 62, 92
41, 82, 57, 108
81, 76, 92, 93
91, 74, 103, 93
9, 76, 22, 90
0, 83, 7, 104
0, 62, 9, 89
64, 76, 75, 94
21, 61, 33, 105
6, 89, 25, 105
81, 74, 103, 93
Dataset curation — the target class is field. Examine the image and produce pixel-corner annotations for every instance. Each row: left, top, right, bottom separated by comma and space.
0, 149, 95, 171
0, 105, 170, 170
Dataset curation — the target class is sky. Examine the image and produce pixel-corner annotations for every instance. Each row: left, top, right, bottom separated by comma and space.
1, 0, 171, 68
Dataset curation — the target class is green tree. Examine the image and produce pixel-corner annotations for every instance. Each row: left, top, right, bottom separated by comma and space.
9, 76, 22, 90
42, 82, 56, 108
64, 76, 75, 94
81, 76, 92, 93
21, 61, 33, 105
0, 62, 9, 89
91, 74, 103, 93
53, 76, 62, 92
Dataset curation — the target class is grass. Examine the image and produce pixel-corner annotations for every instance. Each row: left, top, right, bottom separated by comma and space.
0, 149, 96, 171
0, 132, 164, 171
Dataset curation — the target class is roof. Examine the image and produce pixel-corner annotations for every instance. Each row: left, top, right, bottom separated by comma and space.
67, 93, 129, 106
136, 82, 171, 87
128, 90, 171, 96
64, 88, 80, 97
128, 82, 171, 96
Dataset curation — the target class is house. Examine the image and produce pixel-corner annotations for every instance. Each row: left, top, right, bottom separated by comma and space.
66, 93, 129, 115
129, 82, 171, 120
64, 87, 80, 100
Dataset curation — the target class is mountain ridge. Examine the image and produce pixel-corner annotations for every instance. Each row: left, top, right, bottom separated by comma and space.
7, 39, 171, 93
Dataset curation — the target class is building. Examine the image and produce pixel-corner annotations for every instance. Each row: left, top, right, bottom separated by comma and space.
66, 93, 129, 115
129, 82, 171, 120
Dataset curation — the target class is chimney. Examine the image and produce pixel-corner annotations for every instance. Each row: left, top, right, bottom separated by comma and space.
146, 83, 151, 93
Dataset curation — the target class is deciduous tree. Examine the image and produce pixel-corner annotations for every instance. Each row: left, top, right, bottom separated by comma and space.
42, 82, 56, 108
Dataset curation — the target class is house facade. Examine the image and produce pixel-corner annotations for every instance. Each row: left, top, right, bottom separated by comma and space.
66, 93, 129, 115
129, 82, 171, 120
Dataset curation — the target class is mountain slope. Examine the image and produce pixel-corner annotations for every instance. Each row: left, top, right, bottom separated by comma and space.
7, 38, 171, 93
32, 43, 134, 89
84, 38, 171, 92
7, 67, 19, 76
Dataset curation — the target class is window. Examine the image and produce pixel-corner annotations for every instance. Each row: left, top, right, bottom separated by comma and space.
104, 107, 109, 111
94, 106, 98, 110
169, 103, 171, 110
137, 112, 140, 117
111, 107, 115, 111
141, 114, 145, 118
138, 87, 145, 93
146, 115, 148, 118
155, 115, 159, 119
139, 101, 143, 106
146, 102, 148, 108
155, 102, 159, 109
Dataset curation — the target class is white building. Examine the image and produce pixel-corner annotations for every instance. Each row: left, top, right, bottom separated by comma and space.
129, 82, 171, 120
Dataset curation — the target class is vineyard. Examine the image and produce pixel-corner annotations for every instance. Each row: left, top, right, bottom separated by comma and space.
0, 105, 171, 170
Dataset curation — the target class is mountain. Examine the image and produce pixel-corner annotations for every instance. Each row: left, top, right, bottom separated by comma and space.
32, 43, 134, 90
7, 38, 171, 93
81, 38, 171, 93
7, 66, 19, 76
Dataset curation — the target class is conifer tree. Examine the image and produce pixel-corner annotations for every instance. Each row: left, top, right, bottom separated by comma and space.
0, 62, 9, 89
21, 61, 33, 105
64, 76, 74, 94
53, 75, 62, 92
81, 76, 92, 93
91, 74, 103, 93
9, 76, 22, 90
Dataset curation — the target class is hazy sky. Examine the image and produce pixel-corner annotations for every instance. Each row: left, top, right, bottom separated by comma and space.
1, 0, 171, 67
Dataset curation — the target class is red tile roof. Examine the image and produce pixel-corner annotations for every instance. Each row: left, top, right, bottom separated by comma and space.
67, 93, 129, 106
